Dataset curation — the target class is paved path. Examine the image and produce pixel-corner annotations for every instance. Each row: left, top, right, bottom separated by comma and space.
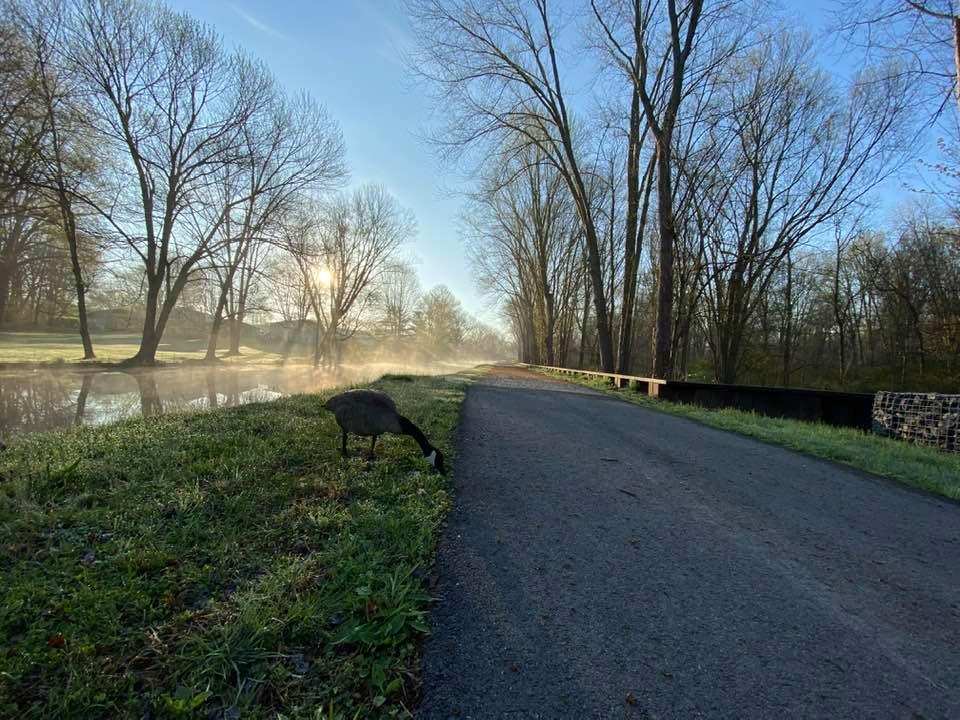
417, 367, 960, 719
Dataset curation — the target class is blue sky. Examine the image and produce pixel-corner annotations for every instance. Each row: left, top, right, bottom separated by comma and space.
167, 1, 933, 320
166, 0, 485, 317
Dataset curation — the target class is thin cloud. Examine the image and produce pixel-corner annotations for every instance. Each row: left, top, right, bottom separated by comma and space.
353, 0, 412, 63
229, 4, 287, 41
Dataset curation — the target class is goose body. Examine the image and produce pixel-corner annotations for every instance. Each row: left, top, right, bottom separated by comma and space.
324, 389, 403, 436
323, 389, 445, 472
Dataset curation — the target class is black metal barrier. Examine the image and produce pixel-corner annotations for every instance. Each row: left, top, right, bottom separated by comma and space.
659, 381, 875, 430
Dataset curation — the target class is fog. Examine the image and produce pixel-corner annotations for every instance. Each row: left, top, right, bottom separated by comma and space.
0, 361, 485, 440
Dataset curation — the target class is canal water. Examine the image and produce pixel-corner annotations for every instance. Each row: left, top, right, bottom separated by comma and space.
0, 361, 474, 440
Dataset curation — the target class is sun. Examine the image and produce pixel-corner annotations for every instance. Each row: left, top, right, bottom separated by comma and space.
315, 267, 333, 287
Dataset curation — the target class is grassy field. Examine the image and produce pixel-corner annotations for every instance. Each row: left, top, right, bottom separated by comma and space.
0, 332, 285, 365
536, 369, 960, 501
0, 373, 471, 718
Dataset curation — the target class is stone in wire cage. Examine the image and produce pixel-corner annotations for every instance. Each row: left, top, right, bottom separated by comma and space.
872, 392, 959, 453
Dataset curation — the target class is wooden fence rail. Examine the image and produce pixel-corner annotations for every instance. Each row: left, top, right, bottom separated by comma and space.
521, 363, 876, 430
520, 364, 665, 397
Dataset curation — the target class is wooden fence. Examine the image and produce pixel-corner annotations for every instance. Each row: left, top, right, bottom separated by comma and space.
522, 363, 875, 430
523, 364, 666, 397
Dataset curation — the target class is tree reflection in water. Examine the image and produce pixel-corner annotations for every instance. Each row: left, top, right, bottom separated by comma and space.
0, 361, 472, 440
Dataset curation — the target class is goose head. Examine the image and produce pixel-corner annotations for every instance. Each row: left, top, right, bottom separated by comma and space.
425, 447, 446, 474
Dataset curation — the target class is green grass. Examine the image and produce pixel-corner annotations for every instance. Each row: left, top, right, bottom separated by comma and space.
536, 368, 960, 501
0, 373, 471, 719
0, 332, 286, 365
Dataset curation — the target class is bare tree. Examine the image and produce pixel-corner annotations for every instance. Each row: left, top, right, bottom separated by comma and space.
827, 221, 864, 387
377, 259, 421, 338
835, 0, 960, 120
8, 0, 105, 357
692, 33, 909, 382
415, 284, 467, 355
201, 89, 346, 360
405, 0, 621, 371
283, 185, 413, 367
464, 145, 582, 365
63, 0, 267, 364
0, 18, 49, 327
591, 0, 711, 378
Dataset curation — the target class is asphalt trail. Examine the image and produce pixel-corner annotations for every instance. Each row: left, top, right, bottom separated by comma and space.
416, 367, 960, 719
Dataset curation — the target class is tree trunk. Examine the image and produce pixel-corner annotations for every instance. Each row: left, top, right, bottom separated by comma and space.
129, 275, 164, 364
204, 296, 227, 361
54, 151, 95, 358
718, 331, 740, 384
543, 289, 556, 366
833, 243, 847, 387
653, 143, 675, 379
782, 253, 793, 386
583, 223, 616, 372
0, 261, 11, 326
578, 273, 591, 369
0, 231, 21, 326
229, 316, 242, 355
838, 324, 847, 387
206, 370, 219, 408
72, 267, 95, 360
205, 257, 242, 361
617, 91, 644, 374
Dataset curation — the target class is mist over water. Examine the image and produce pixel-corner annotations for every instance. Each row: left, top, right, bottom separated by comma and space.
0, 361, 481, 440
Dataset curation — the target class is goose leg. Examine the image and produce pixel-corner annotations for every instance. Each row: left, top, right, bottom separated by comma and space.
341, 429, 348, 457
368, 435, 377, 459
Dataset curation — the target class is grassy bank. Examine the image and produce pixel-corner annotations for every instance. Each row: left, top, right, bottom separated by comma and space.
0, 373, 469, 719
536, 369, 960, 501
0, 332, 286, 366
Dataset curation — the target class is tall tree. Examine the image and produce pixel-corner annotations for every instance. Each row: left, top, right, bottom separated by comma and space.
405, 0, 619, 371
691, 33, 909, 382
64, 0, 267, 364
591, 0, 708, 378
201, 89, 346, 360
10, 0, 103, 357
415, 284, 467, 355
836, 0, 960, 120
283, 185, 413, 367
464, 146, 582, 365
377, 260, 421, 339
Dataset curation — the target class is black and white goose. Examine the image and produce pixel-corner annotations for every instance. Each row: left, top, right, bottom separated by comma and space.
323, 389, 445, 472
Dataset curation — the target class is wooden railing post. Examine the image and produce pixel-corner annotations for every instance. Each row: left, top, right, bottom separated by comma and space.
523, 363, 666, 397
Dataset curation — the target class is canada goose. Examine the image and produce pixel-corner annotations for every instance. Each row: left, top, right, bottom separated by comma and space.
323, 389, 445, 473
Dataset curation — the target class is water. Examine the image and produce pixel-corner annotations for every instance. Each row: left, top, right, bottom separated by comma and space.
0, 361, 475, 440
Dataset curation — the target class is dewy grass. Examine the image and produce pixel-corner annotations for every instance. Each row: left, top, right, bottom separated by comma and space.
536, 368, 960, 502
0, 331, 285, 365
0, 373, 470, 719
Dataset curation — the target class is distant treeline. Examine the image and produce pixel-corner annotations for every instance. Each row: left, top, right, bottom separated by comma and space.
0, 0, 512, 366
406, 0, 960, 393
